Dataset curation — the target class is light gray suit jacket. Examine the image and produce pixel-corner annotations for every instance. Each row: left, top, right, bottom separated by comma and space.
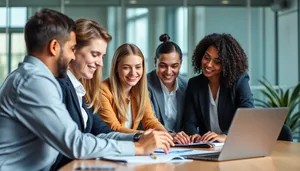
0, 56, 135, 171
147, 70, 188, 133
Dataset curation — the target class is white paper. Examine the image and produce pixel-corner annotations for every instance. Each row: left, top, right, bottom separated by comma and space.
154, 148, 218, 156
101, 155, 192, 164
174, 142, 224, 148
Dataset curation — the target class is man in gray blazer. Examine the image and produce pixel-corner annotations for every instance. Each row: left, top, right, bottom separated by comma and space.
0, 9, 173, 171
147, 34, 190, 144
148, 70, 187, 132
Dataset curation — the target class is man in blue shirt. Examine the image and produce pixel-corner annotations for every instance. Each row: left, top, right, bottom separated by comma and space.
0, 8, 173, 171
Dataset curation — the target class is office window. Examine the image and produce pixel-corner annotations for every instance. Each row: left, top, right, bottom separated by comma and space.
10, 8, 27, 27
126, 8, 149, 72
0, 8, 7, 27
127, 8, 148, 18
176, 7, 188, 75
0, 7, 27, 83
0, 34, 8, 83
0, 7, 27, 28
11, 33, 26, 71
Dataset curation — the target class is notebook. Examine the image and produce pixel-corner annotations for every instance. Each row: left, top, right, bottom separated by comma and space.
175, 142, 224, 148
154, 148, 193, 154
100, 149, 217, 164
99, 155, 192, 164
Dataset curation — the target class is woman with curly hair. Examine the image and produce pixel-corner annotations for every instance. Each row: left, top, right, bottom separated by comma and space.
183, 33, 254, 143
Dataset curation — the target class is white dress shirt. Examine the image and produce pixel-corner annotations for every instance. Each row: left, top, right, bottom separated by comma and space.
125, 101, 133, 128
67, 70, 88, 129
159, 79, 179, 132
208, 85, 222, 134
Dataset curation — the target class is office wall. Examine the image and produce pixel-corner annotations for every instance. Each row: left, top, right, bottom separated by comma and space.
264, 8, 276, 84
202, 7, 268, 85
278, 0, 299, 87
1, 3, 298, 88
64, 7, 110, 77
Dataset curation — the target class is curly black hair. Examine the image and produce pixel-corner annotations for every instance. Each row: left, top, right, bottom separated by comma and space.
192, 33, 248, 88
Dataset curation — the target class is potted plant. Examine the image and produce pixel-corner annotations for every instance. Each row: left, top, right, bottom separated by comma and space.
254, 78, 300, 140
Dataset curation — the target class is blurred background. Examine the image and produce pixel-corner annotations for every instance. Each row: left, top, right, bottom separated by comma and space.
0, 0, 299, 140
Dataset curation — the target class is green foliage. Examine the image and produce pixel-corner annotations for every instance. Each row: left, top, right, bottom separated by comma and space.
254, 78, 300, 138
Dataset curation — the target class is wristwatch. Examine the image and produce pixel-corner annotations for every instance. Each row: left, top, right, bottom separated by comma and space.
133, 132, 143, 142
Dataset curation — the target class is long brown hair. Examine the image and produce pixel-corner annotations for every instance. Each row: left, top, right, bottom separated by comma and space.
75, 18, 112, 114
109, 44, 147, 122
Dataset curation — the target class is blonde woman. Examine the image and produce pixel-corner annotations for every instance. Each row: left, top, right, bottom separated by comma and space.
100, 44, 189, 144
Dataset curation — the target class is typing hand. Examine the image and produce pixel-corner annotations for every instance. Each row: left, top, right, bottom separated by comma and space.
171, 131, 191, 144
134, 130, 174, 155
200, 131, 227, 142
190, 134, 202, 143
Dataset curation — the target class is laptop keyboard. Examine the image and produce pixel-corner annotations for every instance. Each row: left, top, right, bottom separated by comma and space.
185, 152, 220, 161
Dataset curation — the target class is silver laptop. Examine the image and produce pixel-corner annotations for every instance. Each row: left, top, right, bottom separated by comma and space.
185, 108, 288, 161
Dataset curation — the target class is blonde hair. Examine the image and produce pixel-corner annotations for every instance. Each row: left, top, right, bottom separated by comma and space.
75, 18, 112, 114
109, 43, 147, 122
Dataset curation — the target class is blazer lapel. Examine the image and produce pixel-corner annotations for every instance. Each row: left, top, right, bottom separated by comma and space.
66, 76, 85, 131
82, 100, 93, 133
175, 88, 184, 132
131, 93, 139, 129
201, 83, 211, 131
152, 72, 165, 124
217, 86, 226, 131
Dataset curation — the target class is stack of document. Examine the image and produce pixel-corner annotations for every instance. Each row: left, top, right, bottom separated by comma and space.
100, 148, 217, 164
175, 142, 224, 148
100, 155, 190, 164
153, 148, 193, 154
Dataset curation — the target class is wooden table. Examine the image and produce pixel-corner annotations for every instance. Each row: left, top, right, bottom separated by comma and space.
59, 141, 300, 171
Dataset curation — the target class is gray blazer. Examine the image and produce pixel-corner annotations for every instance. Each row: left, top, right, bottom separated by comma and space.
147, 70, 188, 132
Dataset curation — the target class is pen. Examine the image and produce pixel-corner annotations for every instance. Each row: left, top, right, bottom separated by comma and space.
75, 167, 115, 170
150, 153, 158, 159
154, 149, 193, 154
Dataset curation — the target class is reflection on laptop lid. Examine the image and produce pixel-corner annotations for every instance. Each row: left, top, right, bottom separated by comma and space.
186, 108, 288, 161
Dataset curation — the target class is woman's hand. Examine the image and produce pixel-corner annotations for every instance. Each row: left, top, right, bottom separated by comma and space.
200, 131, 227, 142
134, 130, 174, 155
170, 131, 191, 144
190, 134, 202, 143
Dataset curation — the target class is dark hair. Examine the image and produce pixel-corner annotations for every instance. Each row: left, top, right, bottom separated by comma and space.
155, 33, 182, 60
192, 33, 248, 87
24, 8, 76, 55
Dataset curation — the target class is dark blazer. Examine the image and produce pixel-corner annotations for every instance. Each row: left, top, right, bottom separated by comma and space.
147, 70, 188, 132
183, 72, 254, 136
51, 76, 114, 170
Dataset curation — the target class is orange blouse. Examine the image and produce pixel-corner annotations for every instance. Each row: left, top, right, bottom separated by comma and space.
99, 79, 166, 133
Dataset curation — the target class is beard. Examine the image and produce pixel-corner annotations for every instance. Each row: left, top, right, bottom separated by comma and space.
57, 49, 70, 78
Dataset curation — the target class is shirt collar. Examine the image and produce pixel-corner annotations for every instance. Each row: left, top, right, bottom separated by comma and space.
208, 84, 220, 106
159, 78, 179, 95
67, 70, 86, 96
23, 55, 54, 78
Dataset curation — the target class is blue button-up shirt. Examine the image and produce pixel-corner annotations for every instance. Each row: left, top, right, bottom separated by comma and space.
0, 56, 135, 171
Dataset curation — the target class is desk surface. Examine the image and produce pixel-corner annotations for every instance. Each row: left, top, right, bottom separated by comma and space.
59, 141, 300, 171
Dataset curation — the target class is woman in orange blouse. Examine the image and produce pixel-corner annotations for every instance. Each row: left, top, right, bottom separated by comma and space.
99, 44, 190, 144
100, 43, 165, 133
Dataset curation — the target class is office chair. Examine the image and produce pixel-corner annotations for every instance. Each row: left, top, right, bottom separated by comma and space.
277, 124, 293, 141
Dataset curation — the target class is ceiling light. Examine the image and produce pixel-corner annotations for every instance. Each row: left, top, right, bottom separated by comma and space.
221, 0, 229, 5
129, 0, 137, 4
